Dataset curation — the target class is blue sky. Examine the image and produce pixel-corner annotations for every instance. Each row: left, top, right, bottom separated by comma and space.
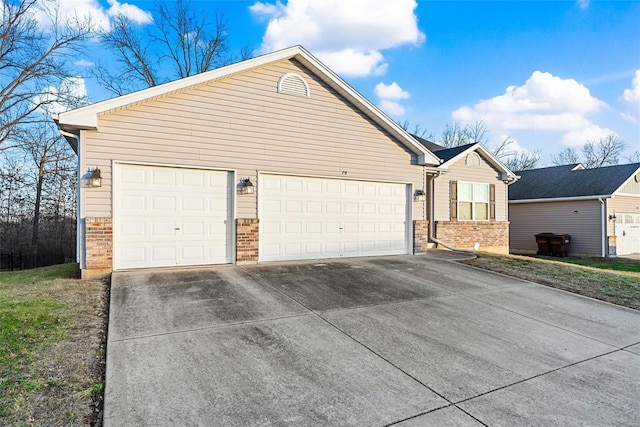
65, 0, 640, 164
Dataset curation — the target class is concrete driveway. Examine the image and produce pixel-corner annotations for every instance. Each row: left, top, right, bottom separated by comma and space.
104, 253, 640, 426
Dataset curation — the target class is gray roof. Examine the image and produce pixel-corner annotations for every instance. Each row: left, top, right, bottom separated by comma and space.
411, 135, 476, 162
509, 163, 640, 200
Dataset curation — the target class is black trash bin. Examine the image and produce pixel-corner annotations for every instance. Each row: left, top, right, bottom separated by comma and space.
550, 234, 571, 257
535, 233, 554, 255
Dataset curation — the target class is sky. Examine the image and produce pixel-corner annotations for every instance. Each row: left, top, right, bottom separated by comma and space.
54, 0, 640, 165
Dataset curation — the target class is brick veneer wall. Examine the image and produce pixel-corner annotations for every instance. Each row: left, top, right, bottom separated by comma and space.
236, 218, 259, 262
413, 220, 429, 253
85, 217, 113, 269
436, 221, 509, 254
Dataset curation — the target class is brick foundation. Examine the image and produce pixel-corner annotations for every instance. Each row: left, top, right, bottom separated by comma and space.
436, 221, 509, 254
413, 220, 429, 254
236, 218, 259, 263
85, 217, 113, 271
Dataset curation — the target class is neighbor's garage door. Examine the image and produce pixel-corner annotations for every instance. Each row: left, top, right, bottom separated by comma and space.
616, 212, 640, 255
259, 174, 409, 262
113, 164, 233, 270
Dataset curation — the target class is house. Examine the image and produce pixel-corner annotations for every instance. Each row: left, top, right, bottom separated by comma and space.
413, 137, 517, 254
55, 45, 517, 278
509, 163, 640, 257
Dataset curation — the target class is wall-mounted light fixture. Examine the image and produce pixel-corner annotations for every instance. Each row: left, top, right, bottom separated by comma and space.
609, 211, 617, 221
90, 168, 102, 188
239, 178, 254, 195
414, 189, 426, 202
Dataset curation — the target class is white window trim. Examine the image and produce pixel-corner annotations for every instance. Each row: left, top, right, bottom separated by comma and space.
458, 181, 490, 222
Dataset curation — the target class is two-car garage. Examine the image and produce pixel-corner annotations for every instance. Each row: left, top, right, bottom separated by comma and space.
113, 164, 411, 270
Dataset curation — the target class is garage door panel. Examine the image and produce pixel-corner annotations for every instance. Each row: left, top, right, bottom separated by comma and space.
114, 164, 232, 270
259, 174, 409, 262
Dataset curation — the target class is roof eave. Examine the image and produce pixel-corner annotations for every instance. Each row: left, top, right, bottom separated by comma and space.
509, 194, 612, 204
437, 143, 516, 177
55, 45, 441, 165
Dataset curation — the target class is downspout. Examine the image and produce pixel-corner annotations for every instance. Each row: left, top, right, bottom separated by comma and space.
428, 171, 480, 254
60, 130, 83, 267
598, 197, 606, 257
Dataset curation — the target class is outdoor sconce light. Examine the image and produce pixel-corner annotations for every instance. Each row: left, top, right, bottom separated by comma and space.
414, 189, 426, 202
90, 168, 102, 188
239, 178, 254, 195
609, 212, 617, 221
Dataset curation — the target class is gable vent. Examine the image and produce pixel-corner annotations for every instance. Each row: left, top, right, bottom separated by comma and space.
278, 73, 310, 98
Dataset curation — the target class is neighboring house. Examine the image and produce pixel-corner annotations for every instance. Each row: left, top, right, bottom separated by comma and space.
414, 137, 517, 254
509, 163, 640, 257
55, 45, 516, 278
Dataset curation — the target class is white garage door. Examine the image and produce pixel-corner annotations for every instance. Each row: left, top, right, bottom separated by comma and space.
259, 174, 409, 262
616, 212, 640, 255
113, 164, 233, 270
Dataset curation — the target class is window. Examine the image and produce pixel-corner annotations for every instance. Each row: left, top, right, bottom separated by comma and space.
450, 181, 495, 221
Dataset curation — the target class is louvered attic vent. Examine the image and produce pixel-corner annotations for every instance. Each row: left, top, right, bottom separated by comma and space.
278, 73, 310, 97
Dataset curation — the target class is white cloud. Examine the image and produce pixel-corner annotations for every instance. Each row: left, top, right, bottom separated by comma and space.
380, 100, 405, 116
621, 69, 640, 123
561, 125, 617, 146
375, 82, 410, 116
577, 0, 590, 10
250, 0, 424, 77
34, 77, 89, 115
74, 59, 95, 67
374, 82, 410, 101
33, 0, 152, 32
316, 49, 387, 76
452, 71, 606, 134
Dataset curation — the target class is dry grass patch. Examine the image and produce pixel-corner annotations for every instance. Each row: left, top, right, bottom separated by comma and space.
461, 253, 640, 310
0, 264, 108, 426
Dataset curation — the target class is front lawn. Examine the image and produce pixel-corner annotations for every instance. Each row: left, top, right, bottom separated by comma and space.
0, 264, 108, 426
461, 253, 640, 310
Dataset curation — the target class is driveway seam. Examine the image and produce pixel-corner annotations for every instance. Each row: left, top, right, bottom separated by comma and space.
452, 347, 624, 406
108, 312, 312, 342
466, 293, 630, 349
238, 265, 457, 406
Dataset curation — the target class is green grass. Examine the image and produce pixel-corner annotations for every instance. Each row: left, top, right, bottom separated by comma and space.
0, 263, 78, 286
537, 256, 640, 273
463, 253, 640, 309
0, 264, 80, 423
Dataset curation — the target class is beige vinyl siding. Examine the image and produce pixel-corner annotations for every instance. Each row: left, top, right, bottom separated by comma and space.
82, 58, 424, 220
618, 176, 640, 195
509, 200, 602, 256
607, 195, 640, 236
433, 154, 507, 221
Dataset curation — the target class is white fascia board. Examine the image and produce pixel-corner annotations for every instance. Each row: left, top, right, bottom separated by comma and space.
611, 165, 640, 197
509, 195, 612, 204
56, 46, 307, 129
438, 143, 516, 178
56, 44, 441, 166
295, 50, 440, 165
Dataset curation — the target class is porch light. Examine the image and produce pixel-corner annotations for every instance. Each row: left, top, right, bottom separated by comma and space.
414, 189, 426, 202
609, 211, 617, 221
240, 178, 254, 195
90, 168, 102, 188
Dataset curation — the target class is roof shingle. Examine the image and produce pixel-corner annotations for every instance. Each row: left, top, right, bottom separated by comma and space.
509, 163, 640, 200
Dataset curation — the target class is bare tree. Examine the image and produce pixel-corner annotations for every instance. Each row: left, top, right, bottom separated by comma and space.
552, 134, 626, 168
502, 149, 542, 171
551, 147, 580, 166
95, 0, 233, 96
582, 134, 626, 168
627, 151, 640, 163
16, 121, 74, 254
398, 120, 432, 139
0, 0, 93, 147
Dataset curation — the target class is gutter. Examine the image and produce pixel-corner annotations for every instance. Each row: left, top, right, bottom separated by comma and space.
509, 194, 612, 204
598, 197, 606, 257
59, 129, 80, 154
428, 170, 479, 254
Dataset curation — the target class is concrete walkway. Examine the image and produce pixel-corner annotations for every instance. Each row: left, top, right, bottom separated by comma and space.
104, 253, 640, 426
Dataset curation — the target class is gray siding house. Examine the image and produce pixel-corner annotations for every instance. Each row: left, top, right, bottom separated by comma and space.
55, 46, 517, 278
509, 163, 640, 257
